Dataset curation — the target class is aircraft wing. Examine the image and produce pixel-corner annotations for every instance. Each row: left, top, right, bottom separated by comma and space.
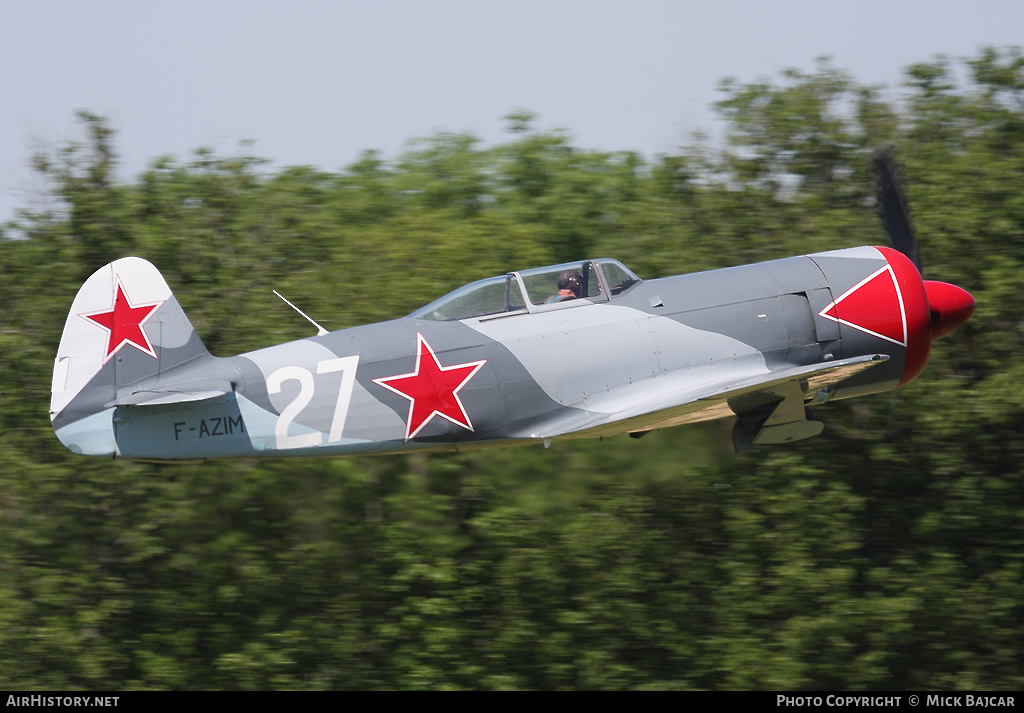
527, 354, 890, 440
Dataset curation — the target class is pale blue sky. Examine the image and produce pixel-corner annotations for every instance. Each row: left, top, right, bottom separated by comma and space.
2, 0, 1021, 224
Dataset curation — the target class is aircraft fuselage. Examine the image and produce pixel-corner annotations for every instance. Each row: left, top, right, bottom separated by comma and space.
91, 247, 924, 459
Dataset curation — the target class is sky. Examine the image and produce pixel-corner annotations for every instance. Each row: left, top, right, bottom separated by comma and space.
2, 0, 1022, 225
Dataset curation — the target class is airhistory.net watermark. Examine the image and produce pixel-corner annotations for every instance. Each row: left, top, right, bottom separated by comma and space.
6, 697, 119, 707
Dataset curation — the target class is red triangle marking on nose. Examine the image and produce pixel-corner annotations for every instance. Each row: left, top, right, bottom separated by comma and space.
819, 265, 907, 346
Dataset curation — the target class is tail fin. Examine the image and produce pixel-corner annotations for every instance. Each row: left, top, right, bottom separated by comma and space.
51, 257, 213, 456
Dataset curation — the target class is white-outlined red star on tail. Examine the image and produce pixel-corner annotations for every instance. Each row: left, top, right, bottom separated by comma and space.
372, 333, 487, 441
80, 277, 165, 364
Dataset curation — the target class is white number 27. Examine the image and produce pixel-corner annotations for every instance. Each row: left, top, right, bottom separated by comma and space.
266, 356, 360, 450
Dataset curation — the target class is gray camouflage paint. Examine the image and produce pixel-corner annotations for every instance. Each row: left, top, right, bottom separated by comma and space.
52, 247, 907, 459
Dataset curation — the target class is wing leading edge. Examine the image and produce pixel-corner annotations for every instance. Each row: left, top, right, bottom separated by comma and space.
526, 354, 890, 443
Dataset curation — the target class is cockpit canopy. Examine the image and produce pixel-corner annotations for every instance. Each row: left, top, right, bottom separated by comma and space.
410, 259, 640, 322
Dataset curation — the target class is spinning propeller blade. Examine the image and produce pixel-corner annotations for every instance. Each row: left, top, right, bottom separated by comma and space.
874, 151, 922, 272
874, 150, 974, 339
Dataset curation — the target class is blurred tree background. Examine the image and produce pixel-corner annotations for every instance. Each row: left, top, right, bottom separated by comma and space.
1, 48, 1022, 690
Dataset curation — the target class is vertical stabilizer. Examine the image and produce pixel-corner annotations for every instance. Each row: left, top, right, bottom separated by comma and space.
51, 257, 212, 456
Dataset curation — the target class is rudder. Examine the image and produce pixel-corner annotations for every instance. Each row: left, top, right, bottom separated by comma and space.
50, 257, 212, 456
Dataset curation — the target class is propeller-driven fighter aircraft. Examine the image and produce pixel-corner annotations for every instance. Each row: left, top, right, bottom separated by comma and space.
50, 156, 975, 459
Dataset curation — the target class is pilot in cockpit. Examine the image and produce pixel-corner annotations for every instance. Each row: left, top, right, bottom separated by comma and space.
547, 269, 583, 303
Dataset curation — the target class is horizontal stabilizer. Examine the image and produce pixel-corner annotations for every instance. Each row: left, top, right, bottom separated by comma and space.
105, 382, 235, 407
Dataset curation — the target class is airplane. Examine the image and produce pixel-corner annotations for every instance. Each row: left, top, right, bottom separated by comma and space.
49, 155, 976, 459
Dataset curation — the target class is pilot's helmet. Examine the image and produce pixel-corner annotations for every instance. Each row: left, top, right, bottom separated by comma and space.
557, 269, 583, 298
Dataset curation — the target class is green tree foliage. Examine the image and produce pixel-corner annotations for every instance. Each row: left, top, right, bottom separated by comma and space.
1, 48, 1022, 690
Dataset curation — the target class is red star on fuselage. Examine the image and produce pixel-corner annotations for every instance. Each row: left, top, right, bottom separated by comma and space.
80, 279, 164, 363
819, 264, 908, 347
373, 333, 487, 441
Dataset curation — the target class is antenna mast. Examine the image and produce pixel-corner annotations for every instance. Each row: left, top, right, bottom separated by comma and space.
273, 290, 328, 336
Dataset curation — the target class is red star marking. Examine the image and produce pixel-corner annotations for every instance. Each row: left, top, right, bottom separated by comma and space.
80, 279, 165, 363
819, 264, 907, 346
373, 333, 487, 441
